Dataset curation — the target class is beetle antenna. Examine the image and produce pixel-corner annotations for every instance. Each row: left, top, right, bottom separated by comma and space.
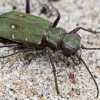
81, 45, 100, 50
75, 53, 99, 98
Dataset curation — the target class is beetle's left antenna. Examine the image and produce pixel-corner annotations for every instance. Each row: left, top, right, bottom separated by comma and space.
75, 53, 99, 98
26, 0, 30, 14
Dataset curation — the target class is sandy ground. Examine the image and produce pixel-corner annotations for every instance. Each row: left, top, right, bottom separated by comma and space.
0, 0, 100, 100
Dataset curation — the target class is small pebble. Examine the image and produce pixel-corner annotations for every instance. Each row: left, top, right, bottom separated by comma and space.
13, 80, 21, 85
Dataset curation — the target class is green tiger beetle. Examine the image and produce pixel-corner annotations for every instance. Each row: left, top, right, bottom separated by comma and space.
0, 0, 100, 98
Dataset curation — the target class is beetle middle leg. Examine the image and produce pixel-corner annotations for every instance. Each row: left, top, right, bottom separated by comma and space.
47, 51, 60, 95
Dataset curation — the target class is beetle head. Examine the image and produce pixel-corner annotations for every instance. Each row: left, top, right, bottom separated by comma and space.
61, 33, 81, 56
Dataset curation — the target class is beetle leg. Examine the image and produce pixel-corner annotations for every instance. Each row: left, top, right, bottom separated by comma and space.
0, 48, 34, 58
52, 8, 61, 28
69, 27, 100, 34
49, 1, 61, 28
81, 45, 100, 50
47, 51, 60, 95
0, 44, 17, 48
75, 53, 99, 98
26, 0, 30, 13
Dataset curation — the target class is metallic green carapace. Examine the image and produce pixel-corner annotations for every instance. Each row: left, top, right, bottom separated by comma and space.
0, 11, 52, 28
0, 11, 80, 54
0, 11, 52, 44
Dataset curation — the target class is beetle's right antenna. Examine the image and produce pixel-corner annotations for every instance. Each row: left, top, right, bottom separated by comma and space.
26, 0, 30, 14
50, 1, 61, 28
75, 53, 99, 98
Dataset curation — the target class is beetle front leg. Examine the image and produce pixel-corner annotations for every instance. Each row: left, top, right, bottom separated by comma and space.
47, 51, 60, 95
26, 0, 30, 14
69, 27, 100, 34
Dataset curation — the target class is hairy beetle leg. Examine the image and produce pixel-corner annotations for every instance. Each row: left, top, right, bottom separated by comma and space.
26, 0, 30, 14
47, 51, 60, 95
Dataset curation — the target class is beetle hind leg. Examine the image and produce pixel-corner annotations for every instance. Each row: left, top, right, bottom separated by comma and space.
0, 44, 17, 48
0, 48, 35, 58
26, 0, 30, 13
51, 2, 61, 28
52, 8, 61, 28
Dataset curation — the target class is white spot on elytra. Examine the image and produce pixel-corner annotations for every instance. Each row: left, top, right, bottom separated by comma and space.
11, 25, 16, 29
38, 41, 41, 45
25, 38, 28, 41
19, 15, 23, 17
12, 34, 15, 39
18, 14, 26, 18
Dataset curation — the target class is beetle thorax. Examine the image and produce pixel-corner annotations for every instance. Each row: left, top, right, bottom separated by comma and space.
45, 27, 66, 50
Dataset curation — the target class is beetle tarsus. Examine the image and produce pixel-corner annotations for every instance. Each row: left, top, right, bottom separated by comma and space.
47, 51, 60, 94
